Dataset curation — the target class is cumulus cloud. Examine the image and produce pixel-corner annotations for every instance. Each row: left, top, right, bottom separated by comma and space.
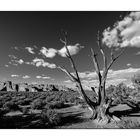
22, 75, 30, 79
25, 47, 35, 54
127, 63, 131, 67
107, 67, 140, 79
42, 76, 51, 79
39, 43, 84, 58
65, 67, 140, 90
136, 51, 140, 55
5, 65, 9, 67
71, 71, 97, 79
10, 59, 24, 65
58, 43, 84, 57
36, 76, 42, 79
64, 80, 72, 83
8, 55, 17, 59
25, 62, 32, 65
102, 12, 140, 48
11, 74, 19, 78
17, 59, 24, 64
10, 56, 56, 69
13, 46, 19, 50
40, 47, 57, 58
8, 54, 24, 66
80, 77, 127, 91
32, 58, 56, 69
36, 75, 51, 79
12, 59, 24, 65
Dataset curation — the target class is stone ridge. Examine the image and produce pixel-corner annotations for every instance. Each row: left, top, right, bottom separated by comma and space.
0, 81, 75, 92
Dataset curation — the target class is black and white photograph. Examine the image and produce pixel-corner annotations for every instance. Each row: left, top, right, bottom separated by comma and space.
1, 9, 140, 130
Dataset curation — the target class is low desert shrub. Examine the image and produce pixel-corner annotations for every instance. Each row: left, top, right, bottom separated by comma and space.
3, 101, 19, 112
31, 99, 46, 109
41, 108, 61, 126
49, 101, 65, 109
21, 107, 29, 115
20, 98, 32, 105
117, 118, 140, 128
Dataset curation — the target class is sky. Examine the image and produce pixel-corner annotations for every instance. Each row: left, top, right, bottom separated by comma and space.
0, 11, 140, 90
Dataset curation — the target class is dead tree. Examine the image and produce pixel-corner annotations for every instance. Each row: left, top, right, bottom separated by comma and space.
57, 31, 125, 124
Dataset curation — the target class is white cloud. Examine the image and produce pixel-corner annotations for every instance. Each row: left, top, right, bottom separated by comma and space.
9, 54, 24, 66
64, 80, 72, 83
36, 76, 41, 79
136, 51, 140, 55
12, 63, 18, 66
25, 62, 33, 65
71, 71, 97, 79
42, 62, 56, 69
22, 75, 30, 79
32, 58, 56, 69
127, 63, 131, 67
102, 12, 140, 48
8, 55, 17, 59
32, 58, 43, 63
42, 76, 50, 79
39, 43, 84, 58
65, 67, 140, 90
5, 65, 9, 67
58, 43, 84, 57
11, 59, 24, 65
25, 47, 35, 54
14, 46, 19, 50
11, 74, 19, 78
80, 78, 127, 91
107, 67, 140, 79
9, 55, 56, 69
36, 75, 51, 79
17, 59, 24, 64
40, 47, 57, 58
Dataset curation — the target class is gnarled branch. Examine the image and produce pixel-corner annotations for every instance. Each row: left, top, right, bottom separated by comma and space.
59, 31, 98, 108
57, 66, 78, 82
97, 31, 107, 78
103, 48, 126, 80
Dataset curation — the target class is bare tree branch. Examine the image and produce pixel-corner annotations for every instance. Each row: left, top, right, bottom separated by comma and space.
60, 30, 81, 83
101, 48, 126, 82
57, 66, 78, 82
108, 48, 126, 71
59, 30, 98, 107
91, 48, 102, 84
97, 31, 107, 79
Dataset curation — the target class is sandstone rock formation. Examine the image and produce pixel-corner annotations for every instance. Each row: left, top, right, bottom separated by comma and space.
0, 81, 74, 92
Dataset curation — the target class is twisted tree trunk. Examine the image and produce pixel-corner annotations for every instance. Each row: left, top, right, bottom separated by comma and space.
58, 31, 125, 125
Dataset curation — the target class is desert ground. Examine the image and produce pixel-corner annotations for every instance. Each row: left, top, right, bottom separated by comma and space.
1, 84, 140, 129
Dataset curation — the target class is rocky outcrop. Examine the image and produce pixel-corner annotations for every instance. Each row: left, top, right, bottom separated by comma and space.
0, 81, 15, 91
0, 81, 75, 92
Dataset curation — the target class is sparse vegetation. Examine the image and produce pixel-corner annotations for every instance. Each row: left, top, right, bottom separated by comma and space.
117, 117, 140, 128
31, 99, 46, 109
41, 108, 61, 127
0, 82, 140, 128
1, 11, 140, 129
3, 101, 20, 112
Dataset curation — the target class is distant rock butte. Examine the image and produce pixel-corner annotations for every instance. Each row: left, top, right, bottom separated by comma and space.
0, 81, 75, 92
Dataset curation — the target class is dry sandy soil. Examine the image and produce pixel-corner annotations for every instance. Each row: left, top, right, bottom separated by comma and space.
2, 104, 140, 129
57, 104, 140, 129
